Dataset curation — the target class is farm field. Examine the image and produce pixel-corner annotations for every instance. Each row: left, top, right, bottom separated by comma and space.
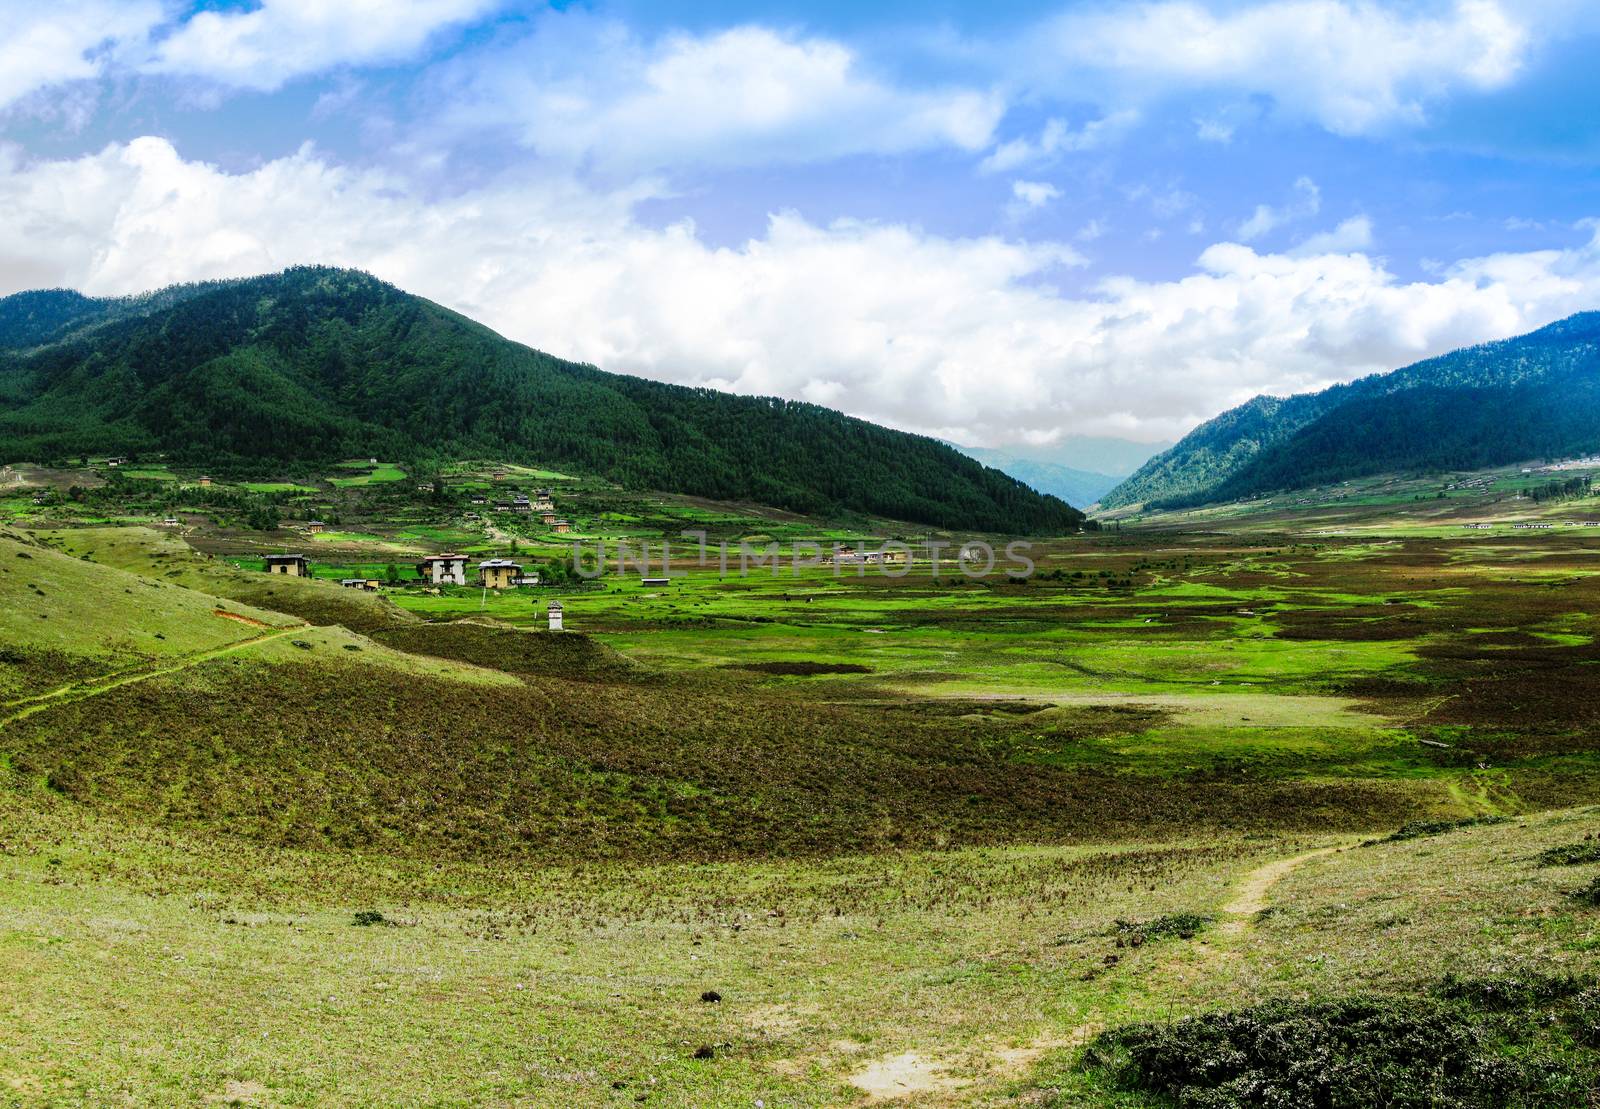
3, 462, 1600, 1104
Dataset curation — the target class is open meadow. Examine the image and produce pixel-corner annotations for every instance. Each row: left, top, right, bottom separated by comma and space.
3, 461, 1600, 1105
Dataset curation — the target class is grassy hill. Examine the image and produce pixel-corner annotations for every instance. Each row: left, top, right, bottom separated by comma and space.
1103, 311, 1600, 509
0, 267, 1081, 534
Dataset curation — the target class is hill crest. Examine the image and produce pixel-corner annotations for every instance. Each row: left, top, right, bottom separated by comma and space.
1102, 311, 1600, 510
0, 266, 1081, 534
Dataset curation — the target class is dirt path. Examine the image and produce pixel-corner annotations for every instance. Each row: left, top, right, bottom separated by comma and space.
1218, 844, 1347, 936
0, 626, 305, 730
845, 843, 1349, 1103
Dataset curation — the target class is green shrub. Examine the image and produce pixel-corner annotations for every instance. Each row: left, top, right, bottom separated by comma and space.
1571, 876, 1600, 907
1376, 815, 1507, 843
1113, 912, 1210, 946
1081, 987, 1600, 1109
1438, 971, 1588, 1011
1539, 841, 1600, 867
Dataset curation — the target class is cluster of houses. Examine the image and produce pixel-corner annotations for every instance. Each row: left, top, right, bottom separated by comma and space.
465, 488, 572, 532
417, 553, 543, 588
266, 551, 545, 589
264, 551, 565, 628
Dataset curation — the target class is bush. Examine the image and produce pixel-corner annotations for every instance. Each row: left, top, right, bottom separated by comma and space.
1376, 815, 1507, 843
1114, 912, 1211, 946
1081, 987, 1599, 1109
1438, 971, 1588, 1011
1539, 841, 1600, 867
1571, 876, 1600, 907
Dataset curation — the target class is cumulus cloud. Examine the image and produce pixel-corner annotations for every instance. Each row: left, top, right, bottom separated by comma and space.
429, 18, 1004, 174
1239, 176, 1322, 240
1029, 0, 1530, 135
1011, 181, 1062, 209
1292, 215, 1374, 255
2, 138, 1598, 447
145, 0, 498, 91
0, 1, 162, 110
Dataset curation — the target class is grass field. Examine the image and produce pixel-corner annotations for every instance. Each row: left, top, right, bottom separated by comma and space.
5, 461, 1600, 1104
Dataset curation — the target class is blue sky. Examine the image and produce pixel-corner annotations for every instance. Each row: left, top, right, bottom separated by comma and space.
2, 0, 1599, 469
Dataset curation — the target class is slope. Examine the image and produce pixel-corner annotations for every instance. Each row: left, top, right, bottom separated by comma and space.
0, 267, 1080, 534
1103, 311, 1600, 509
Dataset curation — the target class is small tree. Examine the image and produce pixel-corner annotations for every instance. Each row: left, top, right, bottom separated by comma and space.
385, 562, 400, 583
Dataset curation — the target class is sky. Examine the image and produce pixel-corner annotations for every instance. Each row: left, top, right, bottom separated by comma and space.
3, 0, 1600, 466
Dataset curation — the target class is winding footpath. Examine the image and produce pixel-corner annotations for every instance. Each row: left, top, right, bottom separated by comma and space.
0, 625, 305, 731
847, 841, 1351, 1103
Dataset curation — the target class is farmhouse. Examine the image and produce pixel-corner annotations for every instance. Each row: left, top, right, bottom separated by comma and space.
492, 469, 507, 482
306, 520, 326, 534
417, 553, 468, 585
265, 554, 309, 577
339, 578, 378, 591
478, 558, 522, 589
641, 577, 670, 586
540, 511, 557, 525
511, 497, 532, 513
106, 456, 128, 467
469, 494, 487, 505
552, 518, 572, 534
198, 475, 212, 487
531, 490, 554, 511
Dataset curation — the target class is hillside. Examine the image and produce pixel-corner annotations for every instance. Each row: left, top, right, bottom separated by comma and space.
0, 267, 1080, 534
1102, 312, 1600, 509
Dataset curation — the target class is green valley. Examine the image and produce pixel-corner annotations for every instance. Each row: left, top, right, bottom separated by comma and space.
2, 451, 1600, 1104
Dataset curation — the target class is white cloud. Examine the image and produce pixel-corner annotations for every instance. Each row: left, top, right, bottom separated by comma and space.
145, 0, 498, 91
2, 138, 1598, 448
1031, 0, 1530, 135
979, 111, 1138, 174
0, 1, 162, 110
1292, 215, 1374, 255
1239, 176, 1321, 240
1011, 180, 1062, 209
430, 19, 1004, 174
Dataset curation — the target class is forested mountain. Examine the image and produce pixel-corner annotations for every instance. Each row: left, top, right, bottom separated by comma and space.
1102, 312, 1600, 509
0, 267, 1080, 533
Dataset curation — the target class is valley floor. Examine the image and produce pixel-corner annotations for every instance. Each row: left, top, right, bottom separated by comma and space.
3, 794, 1598, 1106
5, 502, 1600, 1104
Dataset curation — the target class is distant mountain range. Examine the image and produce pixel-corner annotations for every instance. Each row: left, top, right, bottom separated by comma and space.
951, 446, 1126, 507
1102, 312, 1600, 510
0, 267, 1080, 534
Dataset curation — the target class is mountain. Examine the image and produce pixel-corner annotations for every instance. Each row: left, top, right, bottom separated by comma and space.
1101, 312, 1600, 509
0, 267, 1080, 534
952, 445, 1124, 506
1015, 435, 1171, 478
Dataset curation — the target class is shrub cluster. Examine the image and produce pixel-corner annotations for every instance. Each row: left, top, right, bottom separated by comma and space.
1113, 912, 1211, 947
1082, 976, 1600, 1108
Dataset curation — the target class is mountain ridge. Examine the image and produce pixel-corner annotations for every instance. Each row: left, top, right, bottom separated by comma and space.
0, 266, 1081, 534
1102, 311, 1600, 509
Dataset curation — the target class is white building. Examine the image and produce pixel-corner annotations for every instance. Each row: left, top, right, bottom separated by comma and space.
416, 553, 468, 585
548, 600, 564, 631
